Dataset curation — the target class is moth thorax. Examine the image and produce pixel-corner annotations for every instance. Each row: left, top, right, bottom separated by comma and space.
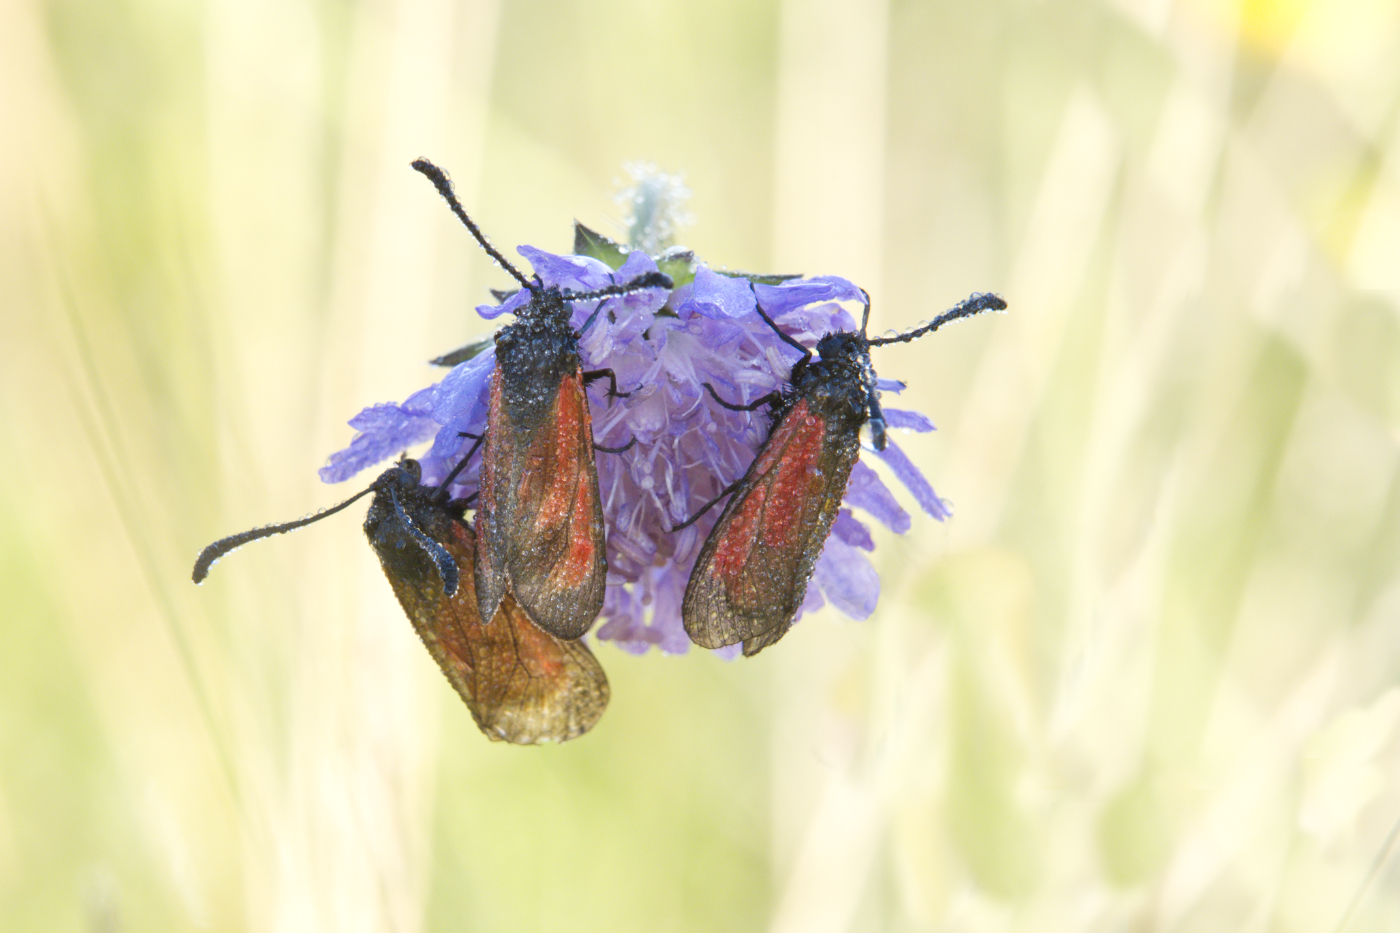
519, 288, 573, 325
497, 317, 579, 374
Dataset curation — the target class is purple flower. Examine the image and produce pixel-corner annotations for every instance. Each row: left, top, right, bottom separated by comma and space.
322, 242, 949, 654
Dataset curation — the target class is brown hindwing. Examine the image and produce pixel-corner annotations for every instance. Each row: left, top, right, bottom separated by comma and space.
682, 398, 862, 655
372, 492, 609, 743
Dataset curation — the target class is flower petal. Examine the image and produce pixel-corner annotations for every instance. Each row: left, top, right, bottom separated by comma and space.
476, 287, 529, 321
680, 266, 757, 320
875, 437, 950, 520
883, 407, 935, 432
518, 245, 614, 291
813, 536, 880, 620
843, 459, 911, 532
614, 249, 660, 280
832, 508, 875, 551
431, 348, 496, 432
753, 275, 864, 317
319, 395, 440, 483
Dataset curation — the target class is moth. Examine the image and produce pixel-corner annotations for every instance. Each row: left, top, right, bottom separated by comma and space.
193, 459, 610, 744
412, 159, 671, 640
680, 290, 1005, 656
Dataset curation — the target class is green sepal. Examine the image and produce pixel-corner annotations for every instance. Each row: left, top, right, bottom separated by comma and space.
654, 247, 697, 289
430, 333, 495, 367
573, 223, 629, 270
716, 270, 803, 285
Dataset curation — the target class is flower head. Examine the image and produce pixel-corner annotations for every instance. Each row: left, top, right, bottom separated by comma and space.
321, 204, 948, 655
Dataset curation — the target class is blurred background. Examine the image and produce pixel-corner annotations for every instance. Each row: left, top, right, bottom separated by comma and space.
5, 0, 1400, 929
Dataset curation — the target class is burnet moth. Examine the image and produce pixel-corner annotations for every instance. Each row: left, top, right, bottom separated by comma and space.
192, 457, 610, 744
679, 290, 1006, 656
411, 159, 672, 640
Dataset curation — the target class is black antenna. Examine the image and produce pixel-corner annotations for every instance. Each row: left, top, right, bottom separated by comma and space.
867, 292, 1006, 347
192, 483, 379, 583
412, 158, 535, 291
384, 482, 459, 595
564, 272, 674, 304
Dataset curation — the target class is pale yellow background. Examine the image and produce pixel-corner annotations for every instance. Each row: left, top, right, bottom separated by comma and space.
5, 0, 1400, 930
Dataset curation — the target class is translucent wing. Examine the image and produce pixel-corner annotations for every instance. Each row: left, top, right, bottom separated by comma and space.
368, 481, 609, 743
475, 367, 608, 640
682, 397, 862, 656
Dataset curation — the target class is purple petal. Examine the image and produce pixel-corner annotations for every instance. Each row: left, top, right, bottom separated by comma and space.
843, 459, 911, 532
319, 398, 440, 483
425, 423, 473, 462
812, 536, 880, 620
518, 245, 614, 291
875, 438, 950, 520
431, 348, 496, 431
615, 250, 660, 280
877, 377, 906, 394
884, 407, 935, 432
680, 266, 757, 320
753, 276, 864, 317
832, 509, 874, 551
594, 566, 690, 655
476, 288, 529, 321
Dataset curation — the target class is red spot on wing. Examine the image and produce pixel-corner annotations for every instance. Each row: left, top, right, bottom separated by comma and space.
712, 485, 766, 577
532, 372, 587, 532
760, 412, 825, 550
711, 400, 827, 575
546, 475, 598, 589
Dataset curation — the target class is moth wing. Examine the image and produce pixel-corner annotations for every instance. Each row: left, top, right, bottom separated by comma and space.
466, 591, 611, 743
379, 514, 609, 744
683, 398, 860, 655
486, 368, 608, 640
473, 370, 511, 627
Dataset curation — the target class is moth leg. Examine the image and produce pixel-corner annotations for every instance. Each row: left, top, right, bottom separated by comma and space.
583, 368, 630, 399
594, 436, 637, 455
668, 476, 744, 532
703, 382, 781, 413
751, 296, 812, 360
433, 432, 486, 498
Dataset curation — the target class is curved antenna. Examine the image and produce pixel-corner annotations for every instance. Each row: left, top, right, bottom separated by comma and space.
563, 270, 673, 302
192, 482, 379, 583
867, 292, 1006, 346
858, 287, 872, 337
411, 159, 535, 291
571, 271, 674, 334
385, 483, 460, 596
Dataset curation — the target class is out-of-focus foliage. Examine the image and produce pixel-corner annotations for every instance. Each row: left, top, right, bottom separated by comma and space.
4, 0, 1400, 930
